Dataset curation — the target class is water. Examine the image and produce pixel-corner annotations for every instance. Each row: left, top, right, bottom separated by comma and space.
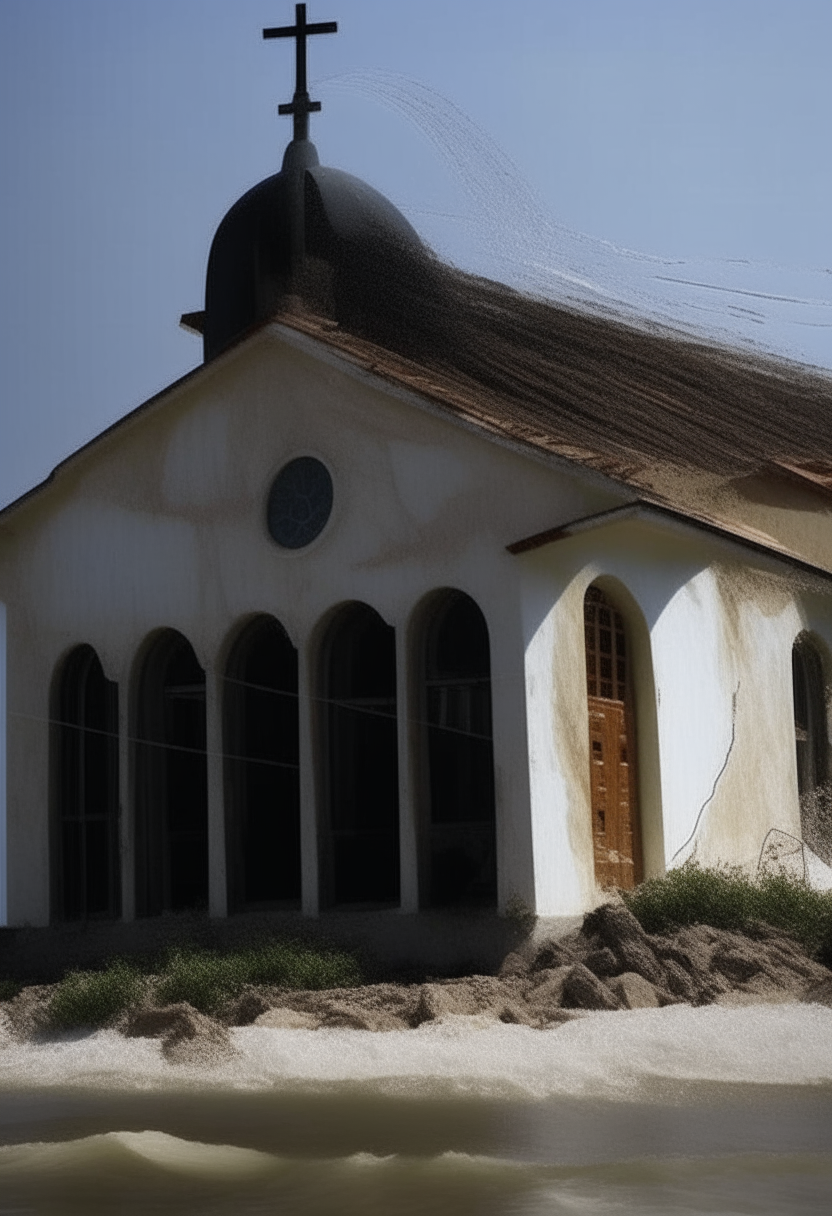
1, 1004, 831, 1213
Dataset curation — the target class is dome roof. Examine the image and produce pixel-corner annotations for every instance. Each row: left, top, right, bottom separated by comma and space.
203, 137, 429, 360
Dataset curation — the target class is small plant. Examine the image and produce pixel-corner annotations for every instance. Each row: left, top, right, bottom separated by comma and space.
154, 949, 242, 1014
242, 939, 362, 991
49, 960, 144, 1029
624, 861, 832, 958
155, 940, 361, 1014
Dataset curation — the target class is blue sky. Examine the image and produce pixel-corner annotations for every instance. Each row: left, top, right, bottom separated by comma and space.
1, 0, 830, 508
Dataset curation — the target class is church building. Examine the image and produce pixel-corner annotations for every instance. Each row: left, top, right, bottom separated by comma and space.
1, 7, 831, 963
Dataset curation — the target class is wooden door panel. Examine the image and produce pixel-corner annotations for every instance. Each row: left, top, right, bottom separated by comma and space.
588, 695, 641, 889
584, 588, 643, 889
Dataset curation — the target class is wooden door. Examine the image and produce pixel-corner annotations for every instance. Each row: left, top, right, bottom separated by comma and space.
584, 589, 643, 889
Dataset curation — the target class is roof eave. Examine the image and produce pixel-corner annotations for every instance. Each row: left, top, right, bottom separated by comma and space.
507, 498, 832, 583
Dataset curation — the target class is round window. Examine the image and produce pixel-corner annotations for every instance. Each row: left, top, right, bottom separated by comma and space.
267, 456, 333, 549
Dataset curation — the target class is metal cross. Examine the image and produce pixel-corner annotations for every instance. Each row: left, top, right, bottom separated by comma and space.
263, 4, 338, 142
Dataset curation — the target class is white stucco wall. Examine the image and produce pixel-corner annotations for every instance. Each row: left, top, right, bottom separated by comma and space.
0, 326, 623, 925
518, 516, 830, 916
2, 324, 831, 929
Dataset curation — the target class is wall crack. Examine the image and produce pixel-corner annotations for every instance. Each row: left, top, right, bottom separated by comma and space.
671, 681, 740, 863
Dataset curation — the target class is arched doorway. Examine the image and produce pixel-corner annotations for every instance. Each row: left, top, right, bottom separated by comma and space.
792, 634, 830, 862
52, 645, 119, 921
224, 616, 300, 909
324, 604, 399, 906
135, 631, 208, 915
584, 586, 643, 889
422, 592, 496, 906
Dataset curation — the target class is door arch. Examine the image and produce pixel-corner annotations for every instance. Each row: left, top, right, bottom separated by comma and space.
224, 616, 300, 910
323, 603, 399, 906
584, 585, 643, 889
134, 630, 208, 915
52, 645, 119, 921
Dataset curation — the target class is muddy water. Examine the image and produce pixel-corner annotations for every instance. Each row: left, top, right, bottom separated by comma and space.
1, 1004, 831, 1214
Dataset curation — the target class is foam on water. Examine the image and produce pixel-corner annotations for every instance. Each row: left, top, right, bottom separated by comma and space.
2, 1003, 832, 1100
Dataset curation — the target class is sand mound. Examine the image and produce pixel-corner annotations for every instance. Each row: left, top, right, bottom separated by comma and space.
3, 906, 829, 1050
223, 906, 832, 1034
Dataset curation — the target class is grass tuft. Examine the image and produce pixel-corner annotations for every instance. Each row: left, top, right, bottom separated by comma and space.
155, 940, 361, 1014
45, 938, 361, 1027
624, 861, 832, 958
48, 960, 144, 1029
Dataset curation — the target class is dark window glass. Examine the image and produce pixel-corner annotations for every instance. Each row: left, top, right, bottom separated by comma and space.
54, 646, 119, 921
324, 605, 399, 906
267, 457, 333, 549
224, 617, 301, 910
792, 636, 831, 864
424, 593, 497, 908
135, 632, 208, 916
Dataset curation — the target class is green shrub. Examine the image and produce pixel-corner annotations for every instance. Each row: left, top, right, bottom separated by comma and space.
154, 949, 242, 1014
155, 940, 361, 1014
624, 861, 832, 957
49, 960, 143, 1029
236, 940, 362, 992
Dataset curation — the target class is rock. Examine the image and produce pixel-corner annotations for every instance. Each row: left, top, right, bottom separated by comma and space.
3, 985, 53, 1040
711, 943, 763, 984
802, 976, 832, 1008
526, 965, 574, 1013
226, 989, 271, 1026
665, 925, 721, 976
122, 1003, 192, 1038
580, 904, 666, 986
715, 990, 795, 1007
584, 947, 620, 978
498, 951, 530, 979
608, 971, 661, 1009
254, 1007, 321, 1029
765, 943, 825, 981
530, 938, 577, 972
497, 1000, 540, 1027
581, 902, 644, 946
651, 923, 829, 1004
661, 958, 698, 1003
122, 1002, 232, 1063
318, 1000, 408, 1031
413, 982, 480, 1024
560, 963, 621, 1012
743, 919, 792, 942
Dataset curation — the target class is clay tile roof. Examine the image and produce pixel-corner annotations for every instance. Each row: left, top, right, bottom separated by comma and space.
272, 263, 832, 493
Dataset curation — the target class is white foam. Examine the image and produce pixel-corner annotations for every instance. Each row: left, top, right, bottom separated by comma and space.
1, 1004, 831, 1100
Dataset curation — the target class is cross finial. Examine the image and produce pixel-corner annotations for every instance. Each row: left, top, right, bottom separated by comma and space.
263, 4, 338, 142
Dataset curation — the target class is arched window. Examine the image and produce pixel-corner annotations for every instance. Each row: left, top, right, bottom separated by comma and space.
584, 586, 643, 889
135, 631, 208, 915
422, 592, 496, 907
53, 646, 119, 920
324, 604, 399, 906
792, 634, 830, 861
224, 617, 300, 910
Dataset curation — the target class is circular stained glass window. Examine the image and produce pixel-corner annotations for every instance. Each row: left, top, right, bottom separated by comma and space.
267, 456, 333, 549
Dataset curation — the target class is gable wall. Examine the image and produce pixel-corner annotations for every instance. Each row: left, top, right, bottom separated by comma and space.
0, 333, 623, 926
